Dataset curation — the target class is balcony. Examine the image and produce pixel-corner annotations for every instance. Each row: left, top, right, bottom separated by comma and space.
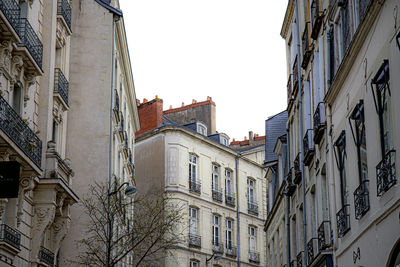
354, 180, 370, 219
0, 0, 20, 37
39, 246, 54, 266
301, 23, 312, 69
336, 204, 350, 238
18, 18, 43, 69
188, 233, 201, 248
287, 74, 294, 106
57, 0, 71, 31
226, 245, 237, 258
54, 68, 69, 106
292, 57, 299, 96
303, 129, 314, 166
307, 238, 319, 265
225, 192, 236, 207
113, 90, 120, 122
0, 224, 21, 252
249, 250, 260, 263
0, 95, 42, 168
311, 0, 324, 40
212, 188, 223, 202
189, 179, 201, 194
285, 168, 296, 196
118, 112, 124, 140
294, 153, 301, 184
248, 201, 258, 216
376, 150, 396, 196
313, 102, 326, 144
296, 251, 304, 267
212, 241, 224, 254
123, 132, 129, 158
127, 149, 134, 173
318, 221, 332, 251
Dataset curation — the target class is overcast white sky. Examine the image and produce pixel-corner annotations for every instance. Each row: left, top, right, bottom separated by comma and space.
120, 0, 288, 141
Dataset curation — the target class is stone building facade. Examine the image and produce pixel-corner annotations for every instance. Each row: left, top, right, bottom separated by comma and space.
0, 0, 139, 266
268, 0, 400, 266
135, 97, 267, 267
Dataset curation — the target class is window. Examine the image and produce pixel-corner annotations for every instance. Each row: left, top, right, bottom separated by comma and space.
226, 219, 233, 249
12, 84, 22, 113
248, 226, 257, 251
189, 154, 199, 191
247, 179, 255, 203
327, 28, 335, 87
190, 260, 199, 267
334, 131, 348, 206
225, 169, 233, 195
212, 215, 220, 246
212, 165, 219, 191
189, 207, 198, 235
197, 122, 207, 135
221, 137, 228, 146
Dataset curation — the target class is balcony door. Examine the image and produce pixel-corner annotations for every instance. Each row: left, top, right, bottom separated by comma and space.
189, 207, 198, 235
249, 226, 256, 251
226, 219, 233, 249
225, 169, 232, 195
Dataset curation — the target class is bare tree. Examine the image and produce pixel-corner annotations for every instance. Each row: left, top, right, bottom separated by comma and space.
72, 182, 185, 267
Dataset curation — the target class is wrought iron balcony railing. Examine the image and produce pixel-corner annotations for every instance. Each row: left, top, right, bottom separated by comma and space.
0, 224, 21, 250
188, 233, 201, 248
301, 22, 312, 69
39, 246, 55, 266
57, 0, 71, 30
318, 220, 332, 251
292, 56, 299, 95
307, 238, 319, 265
189, 179, 201, 194
0, 95, 42, 168
113, 90, 120, 122
226, 245, 237, 257
376, 150, 396, 196
313, 102, 325, 144
303, 129, 314, 166
294, 153, 301, 184
285, 167, 296, 196
249, 250, 260, 263
354, 180, 370, 219
212, 188, 223, 202
212, 241, 224, 253
297, 251, 304, 267
0, 0, 20, 35
18, 18, 43, 68
225, 191, 236, 207
336, 204, 350, 238
311, 0, 324, 40
54, 68, 69, 106
248, 201, 258, 216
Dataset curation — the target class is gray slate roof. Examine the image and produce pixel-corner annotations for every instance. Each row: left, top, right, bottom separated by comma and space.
264, 110, 288, 164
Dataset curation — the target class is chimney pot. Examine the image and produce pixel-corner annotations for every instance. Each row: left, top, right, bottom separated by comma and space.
249, 131, 254, 140
244, 136, 247, 140
169, 105, 172, 110
143, 98, 148, 103
155, 95, 158, 100
182, 102, 185, 107
207, 96, 212, 101
192, 99, 197, 104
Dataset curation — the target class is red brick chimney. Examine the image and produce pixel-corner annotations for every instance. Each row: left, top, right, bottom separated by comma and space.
135, 97, 164, 136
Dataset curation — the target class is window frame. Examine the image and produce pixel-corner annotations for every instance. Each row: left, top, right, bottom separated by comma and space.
212, 214, 220, 246
334, 131, 347, 207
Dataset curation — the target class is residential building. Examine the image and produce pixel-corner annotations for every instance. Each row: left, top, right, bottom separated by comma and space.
134, 97, 267, 266
278, 0, 400, 266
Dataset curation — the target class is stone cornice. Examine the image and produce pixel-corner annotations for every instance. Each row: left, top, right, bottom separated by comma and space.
280, 0, 294, 39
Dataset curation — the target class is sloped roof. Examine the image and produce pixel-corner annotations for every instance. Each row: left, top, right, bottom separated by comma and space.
265, 110, 288, 163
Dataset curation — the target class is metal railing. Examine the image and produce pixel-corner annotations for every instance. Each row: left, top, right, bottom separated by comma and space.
285, 167, 296, 196
318, 220, 332, 251
0, 95, 42, 168
303, 129, 314, 165
225, 191, 236, 207
0, 0, 20, 34
294, 153, 301, 184
336, 204, 350, 237
189, 179, 201, 194
249, 250, 260, 263
54, 68, 69, 106
57, 0, 71, 30
39, 246, 54, 266
307, 238, 319, 265
18, 18, 43, 68
296, 251, 304, 267
212, 188, 223, 202
247, 201, 258, 216
188, 233, 201, 248
376, 150, 396, 196
0, 224, 21, 250
313, 102, 325, 144
301, 22, 312, 69
354, 180, 370, 219
226, 245, 237, 257
212, 241, 224, 253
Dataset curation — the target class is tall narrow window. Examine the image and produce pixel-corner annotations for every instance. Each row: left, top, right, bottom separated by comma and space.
189, 207, 200, 247
52, 120, 58, 143
226, 219, 233, 250
247, 179, 258, 215
189, 154, 200, 193
371, 60, 396, 196
225, 169, 235, 207
12, 84, 22, 114
212, 215, 220, 247
248, 226, 257, 252
211, 165, 222, 202
349, 100, 370, 219
327, 28, 335, 87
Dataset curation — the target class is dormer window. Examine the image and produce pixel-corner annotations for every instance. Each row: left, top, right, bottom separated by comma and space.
196, 122, 207, 135
219, 133, 230, 146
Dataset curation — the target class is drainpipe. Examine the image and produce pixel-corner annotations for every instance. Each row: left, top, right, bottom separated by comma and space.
285, 125, 291, 266
293, 0, 307, 266
235, 155, 241, 267
107, 14, 121, 267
